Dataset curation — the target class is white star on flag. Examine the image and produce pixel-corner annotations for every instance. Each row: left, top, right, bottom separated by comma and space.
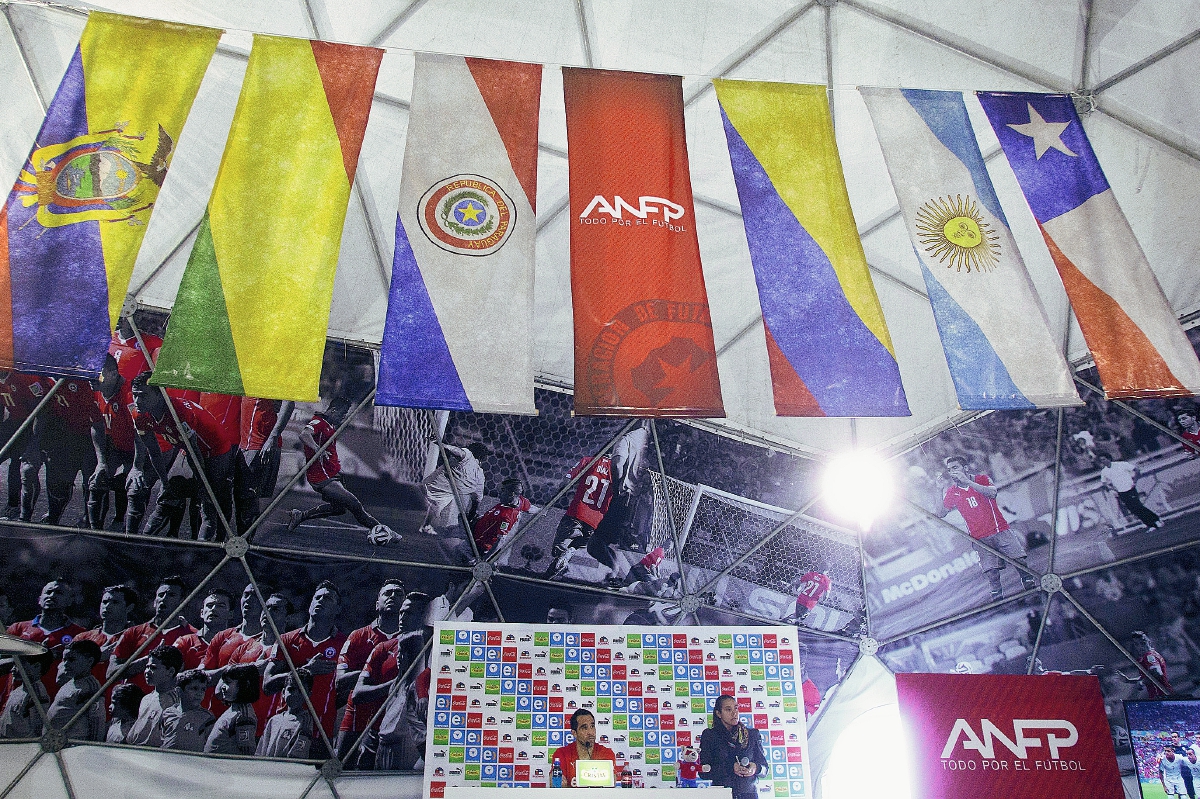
1007, 103, 1078, 159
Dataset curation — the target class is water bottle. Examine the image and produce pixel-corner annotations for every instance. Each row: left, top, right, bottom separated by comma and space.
551, 758, 563, 788
622, 764, 633, 788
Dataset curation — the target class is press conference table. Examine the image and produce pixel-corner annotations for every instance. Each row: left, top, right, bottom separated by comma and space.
445, 788, 733, 798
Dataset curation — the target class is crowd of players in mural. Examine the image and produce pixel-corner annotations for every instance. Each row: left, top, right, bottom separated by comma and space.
0, 572, 443, 767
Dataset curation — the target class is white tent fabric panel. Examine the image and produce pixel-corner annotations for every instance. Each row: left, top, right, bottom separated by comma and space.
59, 745, 341, 798
5, 750, 72, 799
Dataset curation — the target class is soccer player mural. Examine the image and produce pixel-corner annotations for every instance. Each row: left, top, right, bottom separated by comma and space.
4, 320, 1200, 795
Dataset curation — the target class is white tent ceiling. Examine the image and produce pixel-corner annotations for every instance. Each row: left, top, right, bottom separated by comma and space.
1, 0, 1198, 461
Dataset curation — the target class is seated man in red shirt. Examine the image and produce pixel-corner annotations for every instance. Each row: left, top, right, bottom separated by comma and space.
551, 709, 617, 787
129, 373, 236, 542
285, 400, 399, 546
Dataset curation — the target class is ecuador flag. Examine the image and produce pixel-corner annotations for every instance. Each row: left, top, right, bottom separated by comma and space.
0, 12, 220, 378
714, 80, 909, 417
152, 36, 382, 401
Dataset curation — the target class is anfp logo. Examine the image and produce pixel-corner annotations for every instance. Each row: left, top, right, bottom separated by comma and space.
941, 719, 1078, 760
580, 195, 685, 222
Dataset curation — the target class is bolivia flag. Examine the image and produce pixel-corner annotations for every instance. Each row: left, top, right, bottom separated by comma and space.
152, 36, 382, 401
0, 12, 220, 378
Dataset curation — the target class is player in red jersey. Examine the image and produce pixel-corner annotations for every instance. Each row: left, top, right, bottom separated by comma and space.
1, 579, 87, 707
222, 592, 290, 737
198, 392, 256, 532
263, 581, 348, 747
109, 318, 161, 380
787, 567, 832, 624
334, 579, 406, 765
1175, 408, 1200, 456
472, 479, 537, 557
285, 401, 399, 546
348, 591, 433, 770
108, 576, 197, 692
239, 397, 294, 516
27, 377, 101, 525
172, 588, 234, 671
1117, 630, 1173, 699
936, 455, 1036, 599
202, 584, 265, 684
130, 373, 236, 542
74, 584, 137, 714
0, 371, 47, 519
547, 453, 615, 577
88, 356, 139, 531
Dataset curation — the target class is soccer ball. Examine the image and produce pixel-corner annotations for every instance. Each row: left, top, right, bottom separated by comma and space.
368, 524, 397, 545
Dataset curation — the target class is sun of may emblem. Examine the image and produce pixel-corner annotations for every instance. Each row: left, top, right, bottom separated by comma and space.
914, 194, 1000, 273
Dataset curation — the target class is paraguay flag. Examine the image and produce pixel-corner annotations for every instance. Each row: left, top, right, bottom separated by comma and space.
861, 88, 1080, 410
977, 92, 1200, 399
152, 36, 383, 401
0, 13, 219, 378
376, 53, 542, 414
714, 80, 909, 417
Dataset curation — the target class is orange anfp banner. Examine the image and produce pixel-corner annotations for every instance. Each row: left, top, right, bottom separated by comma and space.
563, 68, 725, 417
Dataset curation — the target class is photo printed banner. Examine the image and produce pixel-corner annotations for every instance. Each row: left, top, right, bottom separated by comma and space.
425, 623, 810, 797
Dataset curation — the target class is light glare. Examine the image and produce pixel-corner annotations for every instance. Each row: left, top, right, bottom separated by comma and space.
821, 704, 912, 799
822, 450, 894, 530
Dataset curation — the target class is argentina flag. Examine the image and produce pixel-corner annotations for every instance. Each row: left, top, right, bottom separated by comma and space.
861, 88, 1080, 410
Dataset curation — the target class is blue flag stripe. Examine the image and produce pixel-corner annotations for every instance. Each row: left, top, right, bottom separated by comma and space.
900, 89, 1008, 227
376, 216, 472, 411
919, 261, 1034, 410
720, 107, 909, 416
5, 47, 110, 377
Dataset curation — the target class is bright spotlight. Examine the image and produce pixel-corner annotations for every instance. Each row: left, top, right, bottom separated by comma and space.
821, 704, 912, 799
822, 449, 894, 530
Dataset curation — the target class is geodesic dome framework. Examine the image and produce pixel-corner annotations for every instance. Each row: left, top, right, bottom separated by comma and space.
0, 1, 1198, 798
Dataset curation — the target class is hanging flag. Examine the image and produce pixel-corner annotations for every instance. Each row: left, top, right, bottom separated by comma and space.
860, 88, 1079, 410
152, 36, 382, 401
976, 92, 1200, 399
375, 53, 541, 414
0, 12, 220, 378
563, 68, 724, 417
714, 80, 909, 417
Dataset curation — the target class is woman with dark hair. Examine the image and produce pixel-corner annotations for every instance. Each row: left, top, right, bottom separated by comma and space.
205, 664, 261, 755
699, 694, 768, 799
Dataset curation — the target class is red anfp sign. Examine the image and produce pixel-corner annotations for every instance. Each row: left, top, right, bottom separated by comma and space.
896, 673, 1123, 799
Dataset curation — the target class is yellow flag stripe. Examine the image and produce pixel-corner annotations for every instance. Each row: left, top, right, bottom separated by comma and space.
207, 36, 351, 400
82, 13, 221, 328
713, 79, 895, 357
